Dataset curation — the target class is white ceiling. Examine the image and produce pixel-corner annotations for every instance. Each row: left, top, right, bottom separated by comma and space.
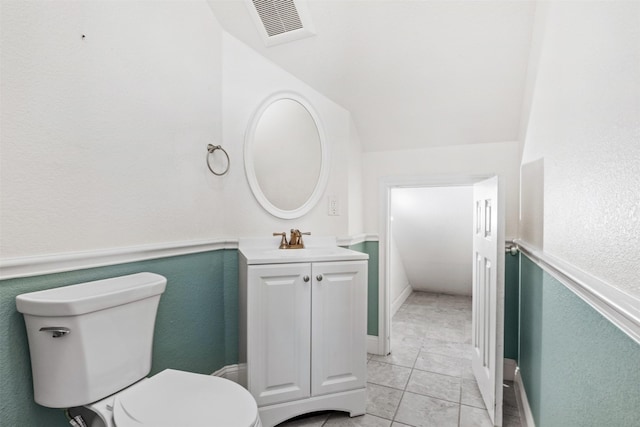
207, 0, 537, 152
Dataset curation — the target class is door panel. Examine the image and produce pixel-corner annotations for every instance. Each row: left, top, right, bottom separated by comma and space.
248, 263, 311, 406
472, 176, 504, 426
311, 261, 367, 396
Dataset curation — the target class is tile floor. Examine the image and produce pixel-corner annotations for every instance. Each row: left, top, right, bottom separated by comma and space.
276, 291, 522, 427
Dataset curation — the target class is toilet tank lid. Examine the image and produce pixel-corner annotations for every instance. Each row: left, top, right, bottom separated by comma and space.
16, 272, 167, 317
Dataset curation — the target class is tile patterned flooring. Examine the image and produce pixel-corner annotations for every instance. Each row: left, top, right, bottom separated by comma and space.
277, 291, 522, 427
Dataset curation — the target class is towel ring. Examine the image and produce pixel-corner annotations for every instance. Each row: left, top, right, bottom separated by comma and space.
206, 144, 230, 176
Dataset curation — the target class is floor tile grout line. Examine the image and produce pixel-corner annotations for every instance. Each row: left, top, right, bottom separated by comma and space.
394, 292, 483, 427
366, 379, 410, 393
457, 371, 463, 427
401, 388, 463, 407
388, 336, 422, 426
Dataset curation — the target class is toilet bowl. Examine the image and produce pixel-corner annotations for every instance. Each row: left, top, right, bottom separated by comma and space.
72, 369, 261, 427
16, 273, 261, 427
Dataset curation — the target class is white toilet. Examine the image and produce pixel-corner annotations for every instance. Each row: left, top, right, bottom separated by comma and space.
16, 272, 261, 427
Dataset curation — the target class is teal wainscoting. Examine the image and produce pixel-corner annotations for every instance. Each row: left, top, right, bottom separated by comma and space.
519, 254, 640, 426
0, 249, 238, 427
504, 253, 520, 360
349, 241, 379, 336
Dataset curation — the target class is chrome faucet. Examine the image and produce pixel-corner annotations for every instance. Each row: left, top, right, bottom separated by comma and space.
273, 229, 310, 249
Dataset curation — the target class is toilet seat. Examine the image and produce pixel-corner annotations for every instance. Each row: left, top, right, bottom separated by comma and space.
112, 369, 261, 427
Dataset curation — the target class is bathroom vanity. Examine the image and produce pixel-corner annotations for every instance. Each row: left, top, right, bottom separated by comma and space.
238, 237, 368, 427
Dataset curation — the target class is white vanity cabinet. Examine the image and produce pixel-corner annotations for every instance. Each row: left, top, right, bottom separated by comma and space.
239, 239, 368, 427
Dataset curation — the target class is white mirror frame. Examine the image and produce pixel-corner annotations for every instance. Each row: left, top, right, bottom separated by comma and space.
244, 91, 330, 219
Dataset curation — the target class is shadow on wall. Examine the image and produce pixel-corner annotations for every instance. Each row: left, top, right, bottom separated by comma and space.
391, 186, 474, 296
520, 159, 544, 250
504, 253, 519, 361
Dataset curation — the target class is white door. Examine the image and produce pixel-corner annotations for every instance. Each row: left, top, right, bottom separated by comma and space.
472, 176, 504, 426
247, 263, 311, 406
311, 261, 367, 396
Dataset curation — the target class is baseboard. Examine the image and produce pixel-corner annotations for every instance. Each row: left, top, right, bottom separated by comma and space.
213, 338, 379, 387
367, 335, 383, 355
215, 338, 381, 387
503, 358, 517, 382
391, 285, 412, 317
514, 367, 536, 427
212, 363, 245, 386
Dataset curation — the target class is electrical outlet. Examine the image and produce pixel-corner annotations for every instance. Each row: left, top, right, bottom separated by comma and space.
328, 195, 339, 216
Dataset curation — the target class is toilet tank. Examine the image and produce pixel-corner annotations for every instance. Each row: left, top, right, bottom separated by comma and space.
16, 272, 166, 408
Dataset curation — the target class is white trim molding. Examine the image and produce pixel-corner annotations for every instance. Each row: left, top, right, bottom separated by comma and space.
515, 239, 640, 345
391, 285, 412, 317
0, 238, 239, 280
337, 234, 379, 247
0, 234, 381, 281
212, 363, 245, 387
367, 335, 384, 355
514, 367, 536, 427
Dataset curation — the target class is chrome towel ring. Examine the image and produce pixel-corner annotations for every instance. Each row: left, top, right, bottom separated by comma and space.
206, 144, 230, 176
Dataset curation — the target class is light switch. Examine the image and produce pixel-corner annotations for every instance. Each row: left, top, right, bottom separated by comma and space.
328, 195, 339, 216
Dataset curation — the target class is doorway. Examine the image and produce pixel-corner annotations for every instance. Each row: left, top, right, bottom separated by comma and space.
378, 174, 505, 425
389, 185, 474, 309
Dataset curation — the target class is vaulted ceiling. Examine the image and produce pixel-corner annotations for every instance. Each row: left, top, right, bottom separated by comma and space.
207, 0, 537, 152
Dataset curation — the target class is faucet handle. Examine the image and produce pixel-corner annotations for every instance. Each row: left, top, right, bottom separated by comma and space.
298, 231, 311, 248
273, 232, 288, 249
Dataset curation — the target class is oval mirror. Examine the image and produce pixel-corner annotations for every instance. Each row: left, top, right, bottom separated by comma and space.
245, 93, 329, 219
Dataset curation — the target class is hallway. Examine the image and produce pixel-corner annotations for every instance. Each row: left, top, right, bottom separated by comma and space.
278, 291, 521, 426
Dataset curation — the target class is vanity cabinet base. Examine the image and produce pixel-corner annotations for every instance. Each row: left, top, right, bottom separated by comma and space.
238, 239, 369, 427
258, 387, 366, 427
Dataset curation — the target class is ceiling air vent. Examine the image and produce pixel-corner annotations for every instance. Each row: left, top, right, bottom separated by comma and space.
246, 0, 316, 46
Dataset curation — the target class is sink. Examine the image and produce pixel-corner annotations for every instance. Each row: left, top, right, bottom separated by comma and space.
238, 237, 369, 265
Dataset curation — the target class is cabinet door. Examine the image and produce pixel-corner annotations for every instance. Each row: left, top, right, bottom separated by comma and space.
311, 261, 367, 396
248, 263, 311, 406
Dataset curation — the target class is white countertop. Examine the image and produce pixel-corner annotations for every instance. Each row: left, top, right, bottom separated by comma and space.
238, 236, 369, 265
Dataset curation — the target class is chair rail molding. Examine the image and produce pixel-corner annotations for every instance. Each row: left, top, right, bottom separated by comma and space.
0, 238, 239, 280
337, 234, 379, 247
515, 239, 640, 345
1, 234, 379, 280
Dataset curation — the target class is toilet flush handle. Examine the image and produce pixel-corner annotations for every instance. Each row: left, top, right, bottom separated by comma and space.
40, 327, 70, 338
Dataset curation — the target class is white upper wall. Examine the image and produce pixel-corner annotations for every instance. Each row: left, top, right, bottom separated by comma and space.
1, 1, 225, 257
519, 1, 640, 297
0, 1, 362, 259
347, 120, 365, 235
363, 141, 521, 239
208, 0, 537, 152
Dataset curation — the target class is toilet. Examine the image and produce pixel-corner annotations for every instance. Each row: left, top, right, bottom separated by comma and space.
16, 272, 261, 427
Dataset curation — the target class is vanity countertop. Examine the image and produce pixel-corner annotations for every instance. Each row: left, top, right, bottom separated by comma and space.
238, 237, 369, 265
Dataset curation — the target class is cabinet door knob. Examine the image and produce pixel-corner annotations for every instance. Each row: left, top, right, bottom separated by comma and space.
303, 275, 310, 282
316, 274, 323, 282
